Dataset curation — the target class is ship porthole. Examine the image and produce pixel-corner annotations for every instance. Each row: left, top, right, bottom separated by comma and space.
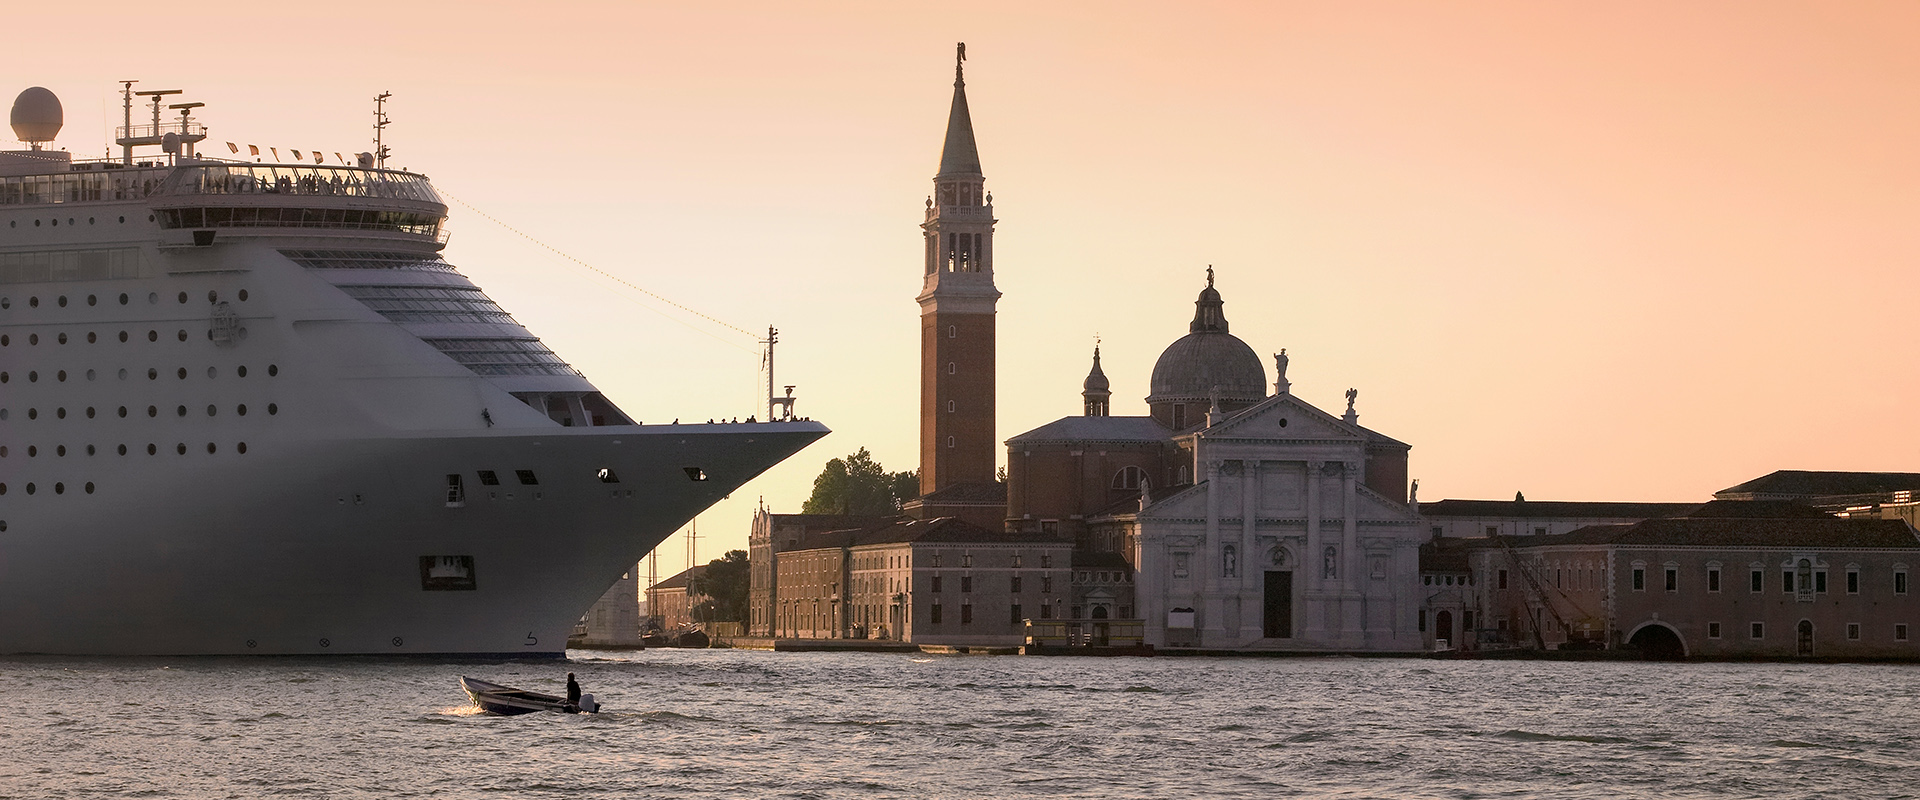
118, 293, 128, 305
246, 639, 256, 648
177, 368, 187, 380
319, 638, 331, 648
206, 443, 216, 454
84, 483, 94, 494
176, 443, 186, 455
391, 637, 403, 647
117, 444, 127, 455
177, 292, 187, 304
147, 292, 158, 305
237, 442, 247, 454
146, 444, 156, 456
268, 404, 279, 415
87, 295, 96, 306
0, 522, 7, 532
53, 483, 63, 495
25, 483, 34, 494
238, 290, 249, 302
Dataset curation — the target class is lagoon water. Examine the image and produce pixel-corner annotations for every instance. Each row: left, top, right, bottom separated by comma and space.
3, 650, 1917, 799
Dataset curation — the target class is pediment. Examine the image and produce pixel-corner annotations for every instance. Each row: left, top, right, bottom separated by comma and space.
1195, 393, 1362, 444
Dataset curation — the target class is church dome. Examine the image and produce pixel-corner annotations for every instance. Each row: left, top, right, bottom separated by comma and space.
1145, 271, 1266, 407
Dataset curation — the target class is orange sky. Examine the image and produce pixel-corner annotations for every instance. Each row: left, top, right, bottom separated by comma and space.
12, 2, 1920, 563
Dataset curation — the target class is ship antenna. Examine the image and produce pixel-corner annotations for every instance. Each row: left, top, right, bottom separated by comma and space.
119, 80, 137, 165
373, 91, 392, 169
762, 326, 777, 421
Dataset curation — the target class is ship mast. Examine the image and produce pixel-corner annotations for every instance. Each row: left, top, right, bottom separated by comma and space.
373, 91, 392, 168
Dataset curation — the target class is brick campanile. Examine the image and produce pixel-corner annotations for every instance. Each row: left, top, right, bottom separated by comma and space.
917, 43, 1001, 497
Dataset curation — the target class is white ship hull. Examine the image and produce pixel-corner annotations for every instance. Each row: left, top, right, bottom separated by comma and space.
1, 423, 822, 656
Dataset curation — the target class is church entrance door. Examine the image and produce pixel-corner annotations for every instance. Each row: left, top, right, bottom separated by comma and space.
1263, 571, 1293, 638
1797, 620, 1814, 657
1435, 610, 1454, 648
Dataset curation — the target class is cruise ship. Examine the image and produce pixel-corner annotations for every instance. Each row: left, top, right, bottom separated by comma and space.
0, 85, 827, 656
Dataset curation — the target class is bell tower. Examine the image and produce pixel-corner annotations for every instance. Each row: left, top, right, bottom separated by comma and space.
918, 42, 1001, 497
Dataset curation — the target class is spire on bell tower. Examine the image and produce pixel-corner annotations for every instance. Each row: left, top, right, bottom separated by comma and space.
917, 43, 1002, 499
1083, 342, 1111, 417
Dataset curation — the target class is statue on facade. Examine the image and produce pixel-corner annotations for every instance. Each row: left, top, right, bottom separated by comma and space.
1274, 349, 1291, 395
1344, 387, 1357, 413
1324, 546, 1338, 579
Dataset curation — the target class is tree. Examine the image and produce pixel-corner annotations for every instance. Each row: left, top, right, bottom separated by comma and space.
800, 447, 918, 515
688, 550, 750, 623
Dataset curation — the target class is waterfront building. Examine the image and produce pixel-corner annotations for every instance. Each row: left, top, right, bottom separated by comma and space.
648, 566, 710, 631
1460, 501, 1920, 658
570, 563, 642, 647
747, 509, 901, 637
1716, 469, 1920, 517
1420, 499, 1698, 539
772, 517, 1072, 645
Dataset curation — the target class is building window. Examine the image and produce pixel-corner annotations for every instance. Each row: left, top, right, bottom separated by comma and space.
1708, 622, 1722, 639
1418, 610, 1427, 632
1486, 526, 1498, 537
960, 603, 973, 624
1041, 554, 1053, 568
1847, 569, 1860, 594
1898, 624, 1910, 642
947, 362, 955, 375
1815, 570, 1828, 594
1010, 604, 1022, 624
1897, 569, 1908, 595
947, 325, 956, 339
1708, 568, 1721, 593
1632, 568, 1645, 592
1751, 569, 1764, 593
1041, 576, 1054, 593
1797, 559, 1815, 598
1497, 569, 1508, 590
930, 603, 942, 624
931, 575, 942, 592
1847, 623, 1861, 640
1113, 466, 1146, 490
962, 554, 972, 567
947, 400, 954, 413
1011, 575, 1022, 592
960, 576, 972, 593
1751, 622, 1765, 639
947, 436, 954, 448
1783, 569, 1795, 594
1039, 602, 1052, 620
1533, 526, 1546, 536
1664, 566, 1677, 592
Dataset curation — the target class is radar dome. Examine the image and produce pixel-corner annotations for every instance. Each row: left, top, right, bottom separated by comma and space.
10, 87, 63, 145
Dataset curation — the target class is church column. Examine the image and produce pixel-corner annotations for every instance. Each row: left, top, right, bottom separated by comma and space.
1341, 459, 1364, 640
1303, 459, 1325, 640
1240, 459, 1260, 642
1202, 459, 1224, 643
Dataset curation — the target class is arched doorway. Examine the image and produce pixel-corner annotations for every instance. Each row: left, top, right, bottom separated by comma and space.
1627, 622, 1686, 660
1435, 610, 1454, 648
1797, 620, 1814, 657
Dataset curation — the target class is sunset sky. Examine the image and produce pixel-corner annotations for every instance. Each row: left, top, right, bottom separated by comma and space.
12, 2, 1920, 563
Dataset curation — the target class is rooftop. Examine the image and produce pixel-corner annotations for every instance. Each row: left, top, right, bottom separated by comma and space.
1420, 499, 1701, 519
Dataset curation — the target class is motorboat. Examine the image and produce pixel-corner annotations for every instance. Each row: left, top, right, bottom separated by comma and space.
460, 676, 598, 715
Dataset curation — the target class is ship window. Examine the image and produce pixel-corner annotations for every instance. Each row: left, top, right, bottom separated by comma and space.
56, 333, 66, 345
147, 406, 157, 417
176, 443, 186, 455
597, 468, 619, 484
146, 444, 156, 455
118, 293, 127, 304
515, 469, 539, 485
28, 297, 37, 307
176, 405, 187, 417
56, 370, 65, 382
208, 291, 218, 304
147, 330, 157, 342
28, 334, 37, 345
238, 290, 248, 301
237, 366, 247, 377
419, 555, 477, 591
206, 443, 216, 454
84, 482, 93, 494
206, 367, 216, 379
86, 407, 95, 419
87, 295, 96, 306
0, 372, 7, 382
117, 406, 126, 418
446, 474, 465, 506
477, 470, 500, 486
177, 292, 187, 304
147, 369, 157, 380
177, 368, 187, 380
118, 332, 127, 343
147, 293, 157, 305
177, 330, 187, 342
57, 296, 66, 307
53, 483, 62, 495
206, 405, 217, 417
237, 442, 247, 454
268, 404, 278, 415
85, 445, 94, 455
268, 365, 278, 376
87, 332, 96, 344
237, 404, 247, 416
117, 444, 126, 455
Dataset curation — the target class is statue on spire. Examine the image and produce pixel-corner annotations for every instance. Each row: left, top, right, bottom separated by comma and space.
1206, 264, 1214, 288
956, 42, 967, 83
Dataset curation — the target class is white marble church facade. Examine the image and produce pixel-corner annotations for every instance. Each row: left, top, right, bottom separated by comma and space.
1088, 379, 1426, 652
